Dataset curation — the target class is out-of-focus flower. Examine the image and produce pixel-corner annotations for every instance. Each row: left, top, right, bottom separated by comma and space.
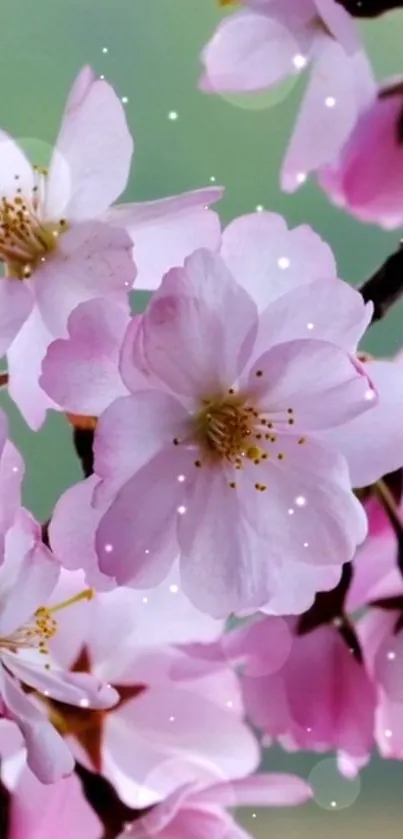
200, 0, 375, 190
119, 771, 312, 839
16, 569, 258, 807
319, 78, 403, 229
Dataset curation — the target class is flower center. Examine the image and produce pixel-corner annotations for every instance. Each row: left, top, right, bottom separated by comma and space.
0, 588, 94, 661
0, 166, 68, 280
193, 392, 265, 465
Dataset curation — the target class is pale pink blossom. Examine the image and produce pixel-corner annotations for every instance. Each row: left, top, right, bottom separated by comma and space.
87, 247, 377, 618
200, 0, 375, 190
319, 78, 403, 228
22, 569, 259, 808
0, 66, 222, 428
120, 771, 312, 839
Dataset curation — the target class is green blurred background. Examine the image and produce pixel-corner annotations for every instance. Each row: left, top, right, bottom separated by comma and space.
1, 0, 403, 834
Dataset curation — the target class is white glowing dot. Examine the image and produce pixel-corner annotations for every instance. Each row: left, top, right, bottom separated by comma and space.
365, 389, 376, 401
142, 597, 148, 604
124, 280, 130, 287
255, 204, 264, 212
252, 813, 257, 819
177, 505, 187, 515
121, 96, 129, 104
385, 729, 393, 738
330, 801, 337, 808
170, 584, 179, 594
145, 549, 150, 555
288, 508, 295, 516
306, 727, 312, 733
210, 176, 216, 183
169, 716, 175, 722
44, 690, 50, 697
100, 74, 105, 79
102, 46, 109, 53
226, 700, 233, 708
104, 543, 113, 553
295, 495, 307, 507
40, 257, 46, 262
333, 617, 343, 628
12, 466, 19, 473
325, 96, 336, 108
168, 110, 179, 121
387, 651, 396, 661
307, 322, 314, 330
293, 54, 307, 69
177, 474, 186, 483
296, 172, 307, 184
278, 256, 290, 270
303, 542, 309, 548
80, 698, 90, 708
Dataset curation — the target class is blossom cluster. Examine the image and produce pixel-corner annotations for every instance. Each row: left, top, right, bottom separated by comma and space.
1, 1, 403, 836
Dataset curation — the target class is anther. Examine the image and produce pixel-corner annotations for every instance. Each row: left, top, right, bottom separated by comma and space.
255, 370, 263, 377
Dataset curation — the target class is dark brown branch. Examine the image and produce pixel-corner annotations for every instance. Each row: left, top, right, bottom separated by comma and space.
72, 427, 95, 478
75, 762, 149, 839
0, 769, 10, 839
336, 0, 403, 16
359, 241, 403, 323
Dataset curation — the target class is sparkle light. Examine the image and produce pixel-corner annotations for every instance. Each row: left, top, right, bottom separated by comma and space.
255, 204, 264, 212
169, 584, 179, 594
296, 172, 307, 184
288, 508, 295, 516
177, 505, 187, 515
142, 597, 148, 604
177, 474, 186, 483
121, 96, 129, 104
385, 729, 393, 738
168, 110, 179, 121
295, 495, 307, 507
325, 96, 336, 108
307, 322, 314, 330
387, 651, 396, 661
80, 698, 90, 708
102, 46, 109, 54
293, 54, 307, 69
104, 543, 113, 553
278, 256, 290, 270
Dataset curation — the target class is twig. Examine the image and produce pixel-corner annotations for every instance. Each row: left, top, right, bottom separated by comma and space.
359, 241, 403, 323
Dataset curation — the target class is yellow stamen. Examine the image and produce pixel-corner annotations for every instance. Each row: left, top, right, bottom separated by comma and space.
48, 588, 95, 615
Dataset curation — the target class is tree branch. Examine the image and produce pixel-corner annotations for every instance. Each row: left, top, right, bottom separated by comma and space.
359, 241, 403, 323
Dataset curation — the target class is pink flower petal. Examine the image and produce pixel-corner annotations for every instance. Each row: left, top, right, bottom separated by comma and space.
200, 10, 307, 93
0, 131, 34, 198
314, 0, 359, 52
247, 339, 375, 430
49, 477, 114, 591
3, 651, 118, 709
194, 772, 312, 807
252, 277, 371, 358
220, 212, 337, 310
0, 440, 25, 539
7, 308, 59, 430
0, 517, 59, 637
9, 769, 102, 839
282, 40, 375, 191
33, 221, 133, 337
106, 682, 259, 805
318, 360, 403, 487
40, 298, 129, 415
134, 250, 257, 396
93, 392, 190, 501
96, 447, 192, 586
237, 436, 367, 569
0, 279, 33, 356
45, 71, 133, 221
0, 667, 74, 783
106, 188, 223, 291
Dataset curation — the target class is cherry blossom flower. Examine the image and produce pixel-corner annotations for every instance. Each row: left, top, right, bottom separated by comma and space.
0, 66, 222, 428
319, 78, 403, 229
200, 0, 375, 190
120, 771, 312, 839
15, 569, 258, 807
87, 247, 377, 617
